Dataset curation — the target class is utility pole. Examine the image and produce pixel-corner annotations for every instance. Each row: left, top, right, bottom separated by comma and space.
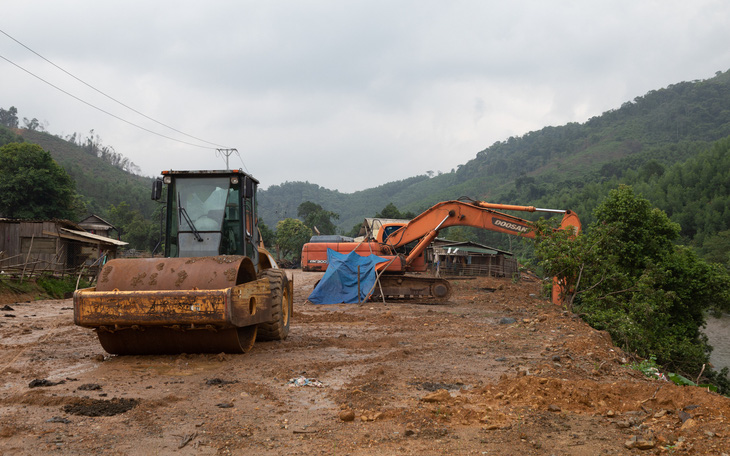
216, 148, 238, 170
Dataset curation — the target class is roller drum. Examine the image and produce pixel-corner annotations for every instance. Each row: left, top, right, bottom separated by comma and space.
86, 256, 260, 355
96, 256, 253, 292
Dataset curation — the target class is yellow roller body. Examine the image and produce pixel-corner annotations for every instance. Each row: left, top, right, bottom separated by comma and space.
73, 256, 273, 355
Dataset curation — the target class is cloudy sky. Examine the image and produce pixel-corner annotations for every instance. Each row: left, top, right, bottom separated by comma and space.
2, 1, 729, 193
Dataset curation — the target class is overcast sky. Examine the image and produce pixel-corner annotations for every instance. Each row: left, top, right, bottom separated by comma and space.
2, 1, 729, 193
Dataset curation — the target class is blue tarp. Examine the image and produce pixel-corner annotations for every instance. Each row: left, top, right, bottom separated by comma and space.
308, 248, 389, 304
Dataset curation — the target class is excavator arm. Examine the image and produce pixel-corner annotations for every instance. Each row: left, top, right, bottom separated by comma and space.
380, 199, 580, 270
373, 199, 580, 304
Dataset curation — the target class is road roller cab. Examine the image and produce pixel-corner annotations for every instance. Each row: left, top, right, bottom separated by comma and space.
156, 170, 262, 261
73, 170, 293, 355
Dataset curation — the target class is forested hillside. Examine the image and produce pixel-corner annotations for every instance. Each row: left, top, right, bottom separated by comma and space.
258, 175, 431, 233
2, 68, 730, 264
16, 129, 155, 219
526, 137, 730, 265
258, 69, 730, 266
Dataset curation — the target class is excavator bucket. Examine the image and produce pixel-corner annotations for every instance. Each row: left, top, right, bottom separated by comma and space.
74, 256, 275, 355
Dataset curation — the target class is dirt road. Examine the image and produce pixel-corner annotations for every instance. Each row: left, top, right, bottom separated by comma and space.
1, 271, 729, 455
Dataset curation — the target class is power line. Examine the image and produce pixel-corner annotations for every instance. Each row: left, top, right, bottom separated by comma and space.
0, 52, 219, 149
0, 28, 233, 150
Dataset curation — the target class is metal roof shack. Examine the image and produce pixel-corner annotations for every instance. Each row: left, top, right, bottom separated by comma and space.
0, 218, 127, 278
427, 239, 518, 278
78, 214, 117, 238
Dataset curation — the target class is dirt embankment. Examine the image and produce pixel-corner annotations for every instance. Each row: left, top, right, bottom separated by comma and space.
1, 271, 729, 455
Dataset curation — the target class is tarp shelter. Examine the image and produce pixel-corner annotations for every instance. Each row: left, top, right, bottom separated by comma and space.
308, 249, 389, 304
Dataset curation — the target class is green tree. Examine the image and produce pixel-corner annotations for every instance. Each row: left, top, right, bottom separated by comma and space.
345, 221, 365, 238
440, 226, 474, 242
591, 184, 680, 276
0, 143, 78, 219
0, 106, 19, 128
0, 125, 23, 147
698, 229, 730, 267
258, 219, 275, 248
106, 202, 155, 251
534, 185, 730, 380
274, 218, 312, 260
297, 201, 339, 234
22, 117, 41, 131
376, 203, 415, 219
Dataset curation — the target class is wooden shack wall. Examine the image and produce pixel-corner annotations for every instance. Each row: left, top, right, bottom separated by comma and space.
0, 222, 21, 263
433, 251, 518, 278
1, 220, 123, 278
0, 221, 65, 273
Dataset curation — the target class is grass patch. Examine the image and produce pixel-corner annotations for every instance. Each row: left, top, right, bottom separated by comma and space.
0, 275, 90, 300
36, 275, 91, 299
0, 276, 38, 295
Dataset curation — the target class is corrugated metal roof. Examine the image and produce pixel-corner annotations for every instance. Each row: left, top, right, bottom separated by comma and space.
438, 246, 499, 255
432, 238, 513, 256
58, 228, 128, 246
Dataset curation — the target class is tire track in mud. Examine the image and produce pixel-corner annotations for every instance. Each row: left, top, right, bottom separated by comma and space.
0, 300, 99, 396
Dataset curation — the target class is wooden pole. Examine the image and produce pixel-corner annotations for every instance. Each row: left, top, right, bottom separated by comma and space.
20, 235, 34, 284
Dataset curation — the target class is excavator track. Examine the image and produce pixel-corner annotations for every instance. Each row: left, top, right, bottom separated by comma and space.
74, 256, 270, 355
371, 275, 452, 302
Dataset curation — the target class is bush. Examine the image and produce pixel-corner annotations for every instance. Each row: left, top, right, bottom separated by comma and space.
535, 185, 730, 387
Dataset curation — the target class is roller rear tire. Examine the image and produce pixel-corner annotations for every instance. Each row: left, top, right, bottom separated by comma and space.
256, 269, 292, 341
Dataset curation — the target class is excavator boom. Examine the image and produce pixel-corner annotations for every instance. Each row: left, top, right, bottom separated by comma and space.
382, 200, 580, 270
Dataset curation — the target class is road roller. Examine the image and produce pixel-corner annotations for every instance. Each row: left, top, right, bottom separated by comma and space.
73, 169, 293, 355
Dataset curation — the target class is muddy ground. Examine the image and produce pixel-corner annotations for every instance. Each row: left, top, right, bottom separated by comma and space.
1, 271, 730, 455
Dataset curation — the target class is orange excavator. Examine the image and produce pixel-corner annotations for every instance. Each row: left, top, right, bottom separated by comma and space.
301, 198, 580, 303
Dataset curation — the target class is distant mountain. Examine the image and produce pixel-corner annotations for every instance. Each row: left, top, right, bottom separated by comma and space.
259, 69, 730, 236
258, 175, 431, 233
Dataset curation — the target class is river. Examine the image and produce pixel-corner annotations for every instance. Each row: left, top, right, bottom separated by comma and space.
704, 314, 730, 372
